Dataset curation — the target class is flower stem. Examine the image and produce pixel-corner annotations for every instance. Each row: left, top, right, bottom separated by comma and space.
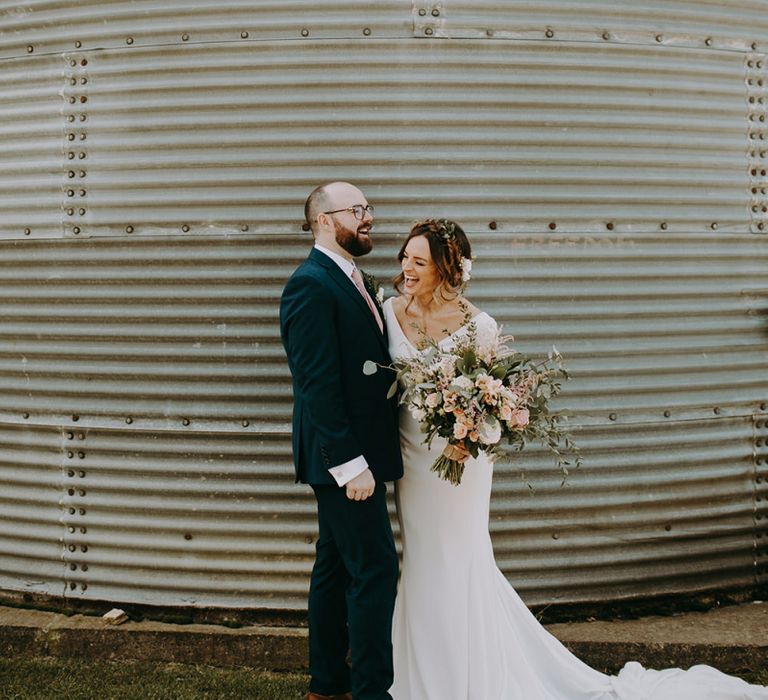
431, 455, 465, 486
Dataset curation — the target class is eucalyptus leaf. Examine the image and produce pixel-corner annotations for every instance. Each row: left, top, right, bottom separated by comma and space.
386, 380, 398, 399
362, 360, 378, 375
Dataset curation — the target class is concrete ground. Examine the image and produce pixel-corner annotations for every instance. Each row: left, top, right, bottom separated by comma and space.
0, 601, 765, 675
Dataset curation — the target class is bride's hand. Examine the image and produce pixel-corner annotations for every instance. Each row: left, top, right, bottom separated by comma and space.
443, 442, 470, 463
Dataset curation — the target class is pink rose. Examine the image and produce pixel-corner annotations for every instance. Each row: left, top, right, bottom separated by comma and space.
453, 421, 469, 439
509, 408, 530, 428
425, 392, 441, 409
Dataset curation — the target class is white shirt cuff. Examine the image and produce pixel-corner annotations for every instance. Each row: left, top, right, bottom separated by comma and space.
328, 455, 369, 487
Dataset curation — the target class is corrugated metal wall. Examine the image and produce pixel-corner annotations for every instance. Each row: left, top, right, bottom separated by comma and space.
0, 1, 766, 609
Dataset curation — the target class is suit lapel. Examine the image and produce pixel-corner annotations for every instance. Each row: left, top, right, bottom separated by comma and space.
308, 248, 388, 350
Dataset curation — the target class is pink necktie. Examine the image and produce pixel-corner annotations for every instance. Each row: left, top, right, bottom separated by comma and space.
351, 267, 384, 333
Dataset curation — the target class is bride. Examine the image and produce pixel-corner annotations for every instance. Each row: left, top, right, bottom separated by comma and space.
380, 219, 768, 700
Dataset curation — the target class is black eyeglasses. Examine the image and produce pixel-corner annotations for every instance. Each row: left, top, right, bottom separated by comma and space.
321, 204, 374, 220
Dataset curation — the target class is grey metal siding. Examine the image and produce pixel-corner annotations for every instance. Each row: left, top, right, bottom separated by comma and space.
0, 1, 766, 609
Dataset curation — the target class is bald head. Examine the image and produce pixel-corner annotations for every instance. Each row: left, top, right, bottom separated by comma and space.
304, 181, 367, 236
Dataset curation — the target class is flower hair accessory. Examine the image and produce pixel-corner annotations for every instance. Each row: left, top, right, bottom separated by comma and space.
461, 257, 472, 283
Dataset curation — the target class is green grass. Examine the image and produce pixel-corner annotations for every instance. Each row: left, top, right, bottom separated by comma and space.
0, 658, 765, 699
0, 659, 308, 699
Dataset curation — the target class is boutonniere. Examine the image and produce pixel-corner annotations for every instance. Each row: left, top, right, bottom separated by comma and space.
361, 269, 384, 306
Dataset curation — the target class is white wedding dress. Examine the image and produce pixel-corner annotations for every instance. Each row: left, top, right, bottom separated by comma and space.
382, 298, 768, 700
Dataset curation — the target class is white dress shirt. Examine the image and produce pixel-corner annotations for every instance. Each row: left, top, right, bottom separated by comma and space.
313, 244, 370, 487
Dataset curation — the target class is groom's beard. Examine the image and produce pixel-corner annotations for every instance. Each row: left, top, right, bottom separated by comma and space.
335, 218, 373, 257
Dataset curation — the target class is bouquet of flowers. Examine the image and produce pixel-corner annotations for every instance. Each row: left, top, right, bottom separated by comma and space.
366, 317, 580, 486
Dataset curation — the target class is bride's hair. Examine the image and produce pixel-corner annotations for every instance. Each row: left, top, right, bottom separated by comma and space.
393, 219, 472, 302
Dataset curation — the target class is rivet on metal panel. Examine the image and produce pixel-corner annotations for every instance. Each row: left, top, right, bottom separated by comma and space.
22, 411, 30, 417
69, 507, 76, 515
73, 227, 81, 234
548, 222, 557, 230
184, 533, 192, 540
67, 188, 74, 196
67, 170, 75, 178
78, 471, 85, 478
432, 8, 440, 16
68, 527, 75, 534
69, 545, 76, 552
67, 152, 75, 160
182, 418, 191, 426
78, 452, 85, 459
664, 524, 672, 531
78, 489, 86, 497
67, 115, 75, 123
75, 41, 82, 49
242, 420, 250, 427
301, 29, 309, 37
655, 34, 663, 43
72, 415, 79, 422
241, 224, 249, 232
79, 170, 86, 177
81, 584, 87, 591
80, 189, 86, 196
68, 488, 75, 496
705, 37, 713, 46
77, 433, 84, 440
26, 45, 34, 53
67, 470, 74, 477
81, 58, 87, 66
304, 536, 313, 544
602, 32, 610, 40
182, 33, 190, 41
489, 221, 497, 230
552, 533, 559, 539
79, 508, 86, 515
664, 410, 671, 417
126, 226, 134, 234
66, 208, 74, 216
713, 406, 721, 414
69, 582, 76, 590
710, 222, 718, 230
606, 222, 614, 230
70, 563, 76, 570
68, 97, 76, 105
82, 564, 88, 571
67, 432, 74, 440
425, 27, 434, 36
241, 31, 249, 39
81, 545, 88, 552
80, 528, 86, 534
418, 8, 427, 16
70, 60, 77, 67
80, 96, 87, 103
70, 78, 77, 86
486, 29, 494, 37
363, 28, 371, 36
78, 153, 86, 160
67, 451, 74, 459
302, 223, 310, 232
125, 416, 133, 423
545, 29, 554, 38
81, 78, 87, 85
182, 224, 190, 232
752, 42, 758, 51
79, 114, 86, 122
126, 37, 134, 45
79, 208, 86, 215
660, 222, 668, 230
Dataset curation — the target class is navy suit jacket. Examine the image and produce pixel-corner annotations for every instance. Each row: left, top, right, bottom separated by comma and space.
280, 248, 403, 486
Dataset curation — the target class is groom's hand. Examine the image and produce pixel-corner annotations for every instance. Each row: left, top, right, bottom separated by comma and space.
346, 468, 376, 501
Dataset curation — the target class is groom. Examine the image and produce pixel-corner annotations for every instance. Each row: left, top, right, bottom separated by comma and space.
280, 181, 403, 700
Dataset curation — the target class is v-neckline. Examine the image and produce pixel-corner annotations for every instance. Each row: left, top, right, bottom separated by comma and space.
387, 299, 485, 351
